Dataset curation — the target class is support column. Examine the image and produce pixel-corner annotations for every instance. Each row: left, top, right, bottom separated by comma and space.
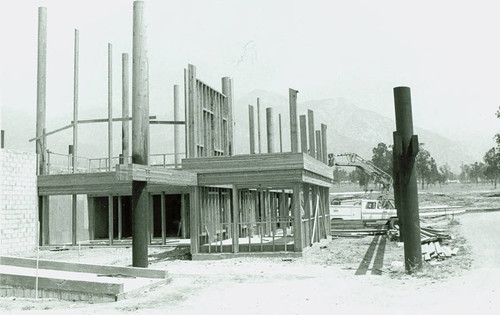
87, 196, 95, 241
108, 195, 114, 245
72, 195, 77, 246
174, 85, 181, 167
131, 0, 149, 268
222, 77, 234, 155
299, 115, 307, 153
190, 187, 200, 255
118, 196, 123, 240
36, 7, 49, 246
122, 53, 130, 165
231, 185, 239, 253
108, 43, 113, 171
289, 89, 299, 153
161, 192, 166, 245
278, 114, 283, 153
303, 184, 311, 247
292, 183, 302, 251
248, 105, 255, 154
257, 98, 261, 154
307, 110, 315, 157
393, 86, 422, 273
149, 194, 154, 244
315, 130, 322, 161
266, 108, 274, 153
321, 124, 328, 163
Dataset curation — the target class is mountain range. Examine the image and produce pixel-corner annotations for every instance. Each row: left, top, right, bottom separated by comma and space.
234, 90, 484, 173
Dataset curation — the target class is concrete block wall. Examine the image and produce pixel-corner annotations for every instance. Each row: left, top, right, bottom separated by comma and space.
0, 149, 38, 255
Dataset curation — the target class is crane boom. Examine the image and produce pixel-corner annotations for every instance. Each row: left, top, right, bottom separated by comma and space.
328, 153, 393, 195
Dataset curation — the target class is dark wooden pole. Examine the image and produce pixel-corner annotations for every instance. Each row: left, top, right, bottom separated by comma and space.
393, 86, 422, 273
131, 0, 149, 268
71, 29, 79, 247
266, 107, 274, 153
289, 89, 299, 153
1, 130, 4, 148
122, 53, 130, 165
278, 114, 283, 153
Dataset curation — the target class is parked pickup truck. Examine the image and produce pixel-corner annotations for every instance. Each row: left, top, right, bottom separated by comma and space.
329, 198, 397, 223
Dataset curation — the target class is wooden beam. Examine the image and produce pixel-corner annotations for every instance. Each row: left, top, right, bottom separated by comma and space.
181, 193, 187, 239
266, 107, 274, 153
116, 163, 197, 185
289, 88, 299, 153
161, 192, 166, 245
232, 185, 239, 253
293, 183, 302, 251
132, 0, 149, 268
87, 196, 95, 241
149, 194, 154, 244
248, 105, 255, 154
299, 115, 307, 154
108, 195, 113, 245
307, 110, 315, 157
303, 184, 311, 247
187, 64, 196, 158
321, 123, 328, 163
122, 53, 130, 165
108, 43, 113, 171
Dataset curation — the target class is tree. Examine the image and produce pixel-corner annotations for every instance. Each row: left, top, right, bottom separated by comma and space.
349, 168, 370, 190
484, 147, 500, 188
459, 163, 471, 183
416, 145, 432, 189
371, 142, 393, 177
333, 167, 349, 186
438, 163, 453, 184
469, 162, 486, 185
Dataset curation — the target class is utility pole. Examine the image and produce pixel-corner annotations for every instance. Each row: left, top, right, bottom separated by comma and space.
393, 86, 422, 273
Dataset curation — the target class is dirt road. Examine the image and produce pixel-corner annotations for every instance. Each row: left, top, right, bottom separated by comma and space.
2, 211, 500, 314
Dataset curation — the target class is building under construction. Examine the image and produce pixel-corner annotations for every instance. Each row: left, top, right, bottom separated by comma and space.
19, 1, 333, 264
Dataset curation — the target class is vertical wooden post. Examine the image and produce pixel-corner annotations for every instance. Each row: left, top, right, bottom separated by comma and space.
72, 29, 79, 172
321, 124, 327, 163
248, 105, 255, 154
307, 110, 315, 157
278, 114, 283, 153
161, 192, 166, 245
108, 43, 113, 171
257, 98, 261, 154
131, 0, 149, 268
315, 130, 322, 161
36, 7, 47, 175
266, 107, 274, 153
122, 53, 130, 165
149, 194, 154, 244
190, 187, 200, 255
87, 197, 95, 241
108, 195, 114, 245
292, 183, 302, 251
186, 64, 196, 158
181, 193, 187, 239
118, 196, 123, 240
299, 115, 307, 154
36, 7, 49, 246
1, 130, 4, 148
231, 185, 239, 253
303, 184, 311, 246
222, 77, 234, 155
72, 195, 77, 246
324, 186, 331, 237
173, 85, 181, 167
289, 89, 299, 153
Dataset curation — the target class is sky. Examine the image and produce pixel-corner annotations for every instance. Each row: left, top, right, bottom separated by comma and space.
0, 0, 498, 155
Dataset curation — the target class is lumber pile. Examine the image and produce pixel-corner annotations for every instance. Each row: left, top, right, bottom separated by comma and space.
421, 240, 459, 263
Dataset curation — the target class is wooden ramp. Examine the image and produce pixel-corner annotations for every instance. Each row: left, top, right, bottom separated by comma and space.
0, 256, 168, 302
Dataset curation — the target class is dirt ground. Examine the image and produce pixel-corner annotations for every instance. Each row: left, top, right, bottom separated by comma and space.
1, 184, 499, 314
